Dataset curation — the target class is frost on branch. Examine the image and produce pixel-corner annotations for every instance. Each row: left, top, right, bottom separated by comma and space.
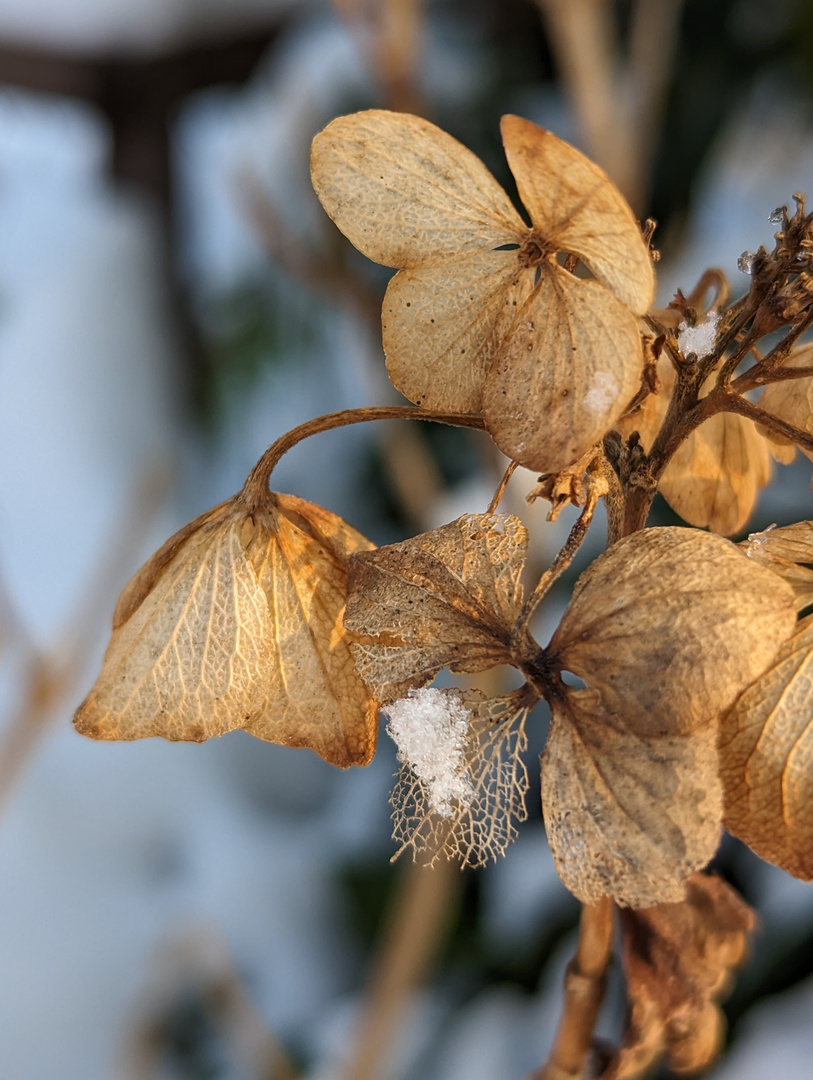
311, 109, 654, 473
542, 527, 797, 906
345, 513, 527, 702
386, 689, 530, 868
676, 309, 719, 358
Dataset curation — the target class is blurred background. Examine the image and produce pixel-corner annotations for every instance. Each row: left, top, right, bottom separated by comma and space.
0, 1, 812, 1077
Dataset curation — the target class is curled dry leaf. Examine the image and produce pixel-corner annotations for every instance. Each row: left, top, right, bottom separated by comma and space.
542, 527, 797, 906
311, 110, 654, 473
344, 512, 527, 702
74, 491, 378, 768
617, 356, 773, 536
604, 874, 756, 1080
387, 689, 531, 868
742, 520, 813, 609
759, 341, 813, 462
720, 612, 813, 879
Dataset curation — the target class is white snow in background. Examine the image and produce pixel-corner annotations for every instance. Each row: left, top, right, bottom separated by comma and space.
0, 0, 307, 56
711, 978, 813, 1080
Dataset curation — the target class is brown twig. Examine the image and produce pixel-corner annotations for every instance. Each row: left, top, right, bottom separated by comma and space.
513, 455, 608, 641
487, 460, 519, 515
530, 897, 614, 1080
241, 405, 486, 502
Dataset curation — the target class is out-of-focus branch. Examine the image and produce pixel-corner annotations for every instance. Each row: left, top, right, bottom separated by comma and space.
530, 897, 614, 1080
331, 0, 425, 115
341, 860, 460, 1080
534, 0, 629, 194
627, 0, 685, 197
0, 466, 167, 819
118, 926, 299, 1080
237, 172, 382, 330
535, 0, 686, 212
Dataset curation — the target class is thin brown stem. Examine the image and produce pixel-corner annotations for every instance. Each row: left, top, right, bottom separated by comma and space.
514, 468, 606, 640
734, 363, 813, 391
716, 392, 813, 455
241, 406, 485, 504
530, 898, 614, 1080
487, 460, 519, 515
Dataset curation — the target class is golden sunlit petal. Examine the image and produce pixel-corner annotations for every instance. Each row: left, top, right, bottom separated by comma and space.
311, 109, 525, 269
483, 268, 643, 473
721, 614, 813, 879
500, 115, 654, 313
382, 252, 534, 411
242, 493, 379, 768
74, 500, 273, 742
659, 411, 772, 536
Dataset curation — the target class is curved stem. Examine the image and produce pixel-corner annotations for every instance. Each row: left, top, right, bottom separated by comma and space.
240, 406, 485, 504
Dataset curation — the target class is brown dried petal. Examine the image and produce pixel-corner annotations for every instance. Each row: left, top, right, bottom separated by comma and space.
500, 115, 655, 314
542, 689, 721, 907
606, 875, 756, 1079
483, 268, 644, 473
550, 527, 797, 737
381, 252, 534, 412
659, 410, 772, 536
741, 521, 813, 610
75, 492, 378, 767
344, 513, 527, 701
720, 613, 813, 879
241, 493, 379, 768
759, 342, 813, 462
310, 109, 524, 269
74, 497, 274, 743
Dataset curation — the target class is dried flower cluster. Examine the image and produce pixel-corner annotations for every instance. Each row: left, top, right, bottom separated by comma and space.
74, 108, 813, 1078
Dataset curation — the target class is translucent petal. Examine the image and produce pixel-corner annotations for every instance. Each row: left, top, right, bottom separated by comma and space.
721, 614, 813, 879
74, 500, 273, 742
483, 268, 643, 472
382, 252, 534, 411
390, 691, 530, 868
500, 115, 655, 313
659, 411, 772, 536
242, 493, 379, 768
311, 109, 525, 268
758, 342, 813, 463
